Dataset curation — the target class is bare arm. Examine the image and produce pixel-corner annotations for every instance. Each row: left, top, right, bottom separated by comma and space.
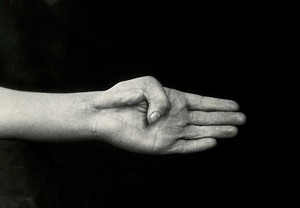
0, 76, 246, 154
0, 87, 95, 141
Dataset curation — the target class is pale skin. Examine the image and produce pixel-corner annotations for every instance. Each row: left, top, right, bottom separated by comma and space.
0, 76, 246, 154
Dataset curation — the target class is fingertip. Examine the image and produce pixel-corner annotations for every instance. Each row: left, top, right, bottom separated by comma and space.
149, 98, 171, 121
238, 112, 247, 125
148, 111, 161, 124
230, 100, 240, 111
203, 138, 217, 147
228, 126, 239, 137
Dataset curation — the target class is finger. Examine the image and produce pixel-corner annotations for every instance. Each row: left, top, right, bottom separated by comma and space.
93, 89, 145, 109
184, 92, 239, 111
184, 125, 238, 139
188, 111, 246, 125
142, 76, 171, 124
174, 138, 217, 154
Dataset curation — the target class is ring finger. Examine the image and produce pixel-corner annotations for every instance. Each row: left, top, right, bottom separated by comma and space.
183, 125, 238, 139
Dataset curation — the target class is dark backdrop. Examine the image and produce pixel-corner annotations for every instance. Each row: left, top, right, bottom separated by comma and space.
0, 0, 299, 207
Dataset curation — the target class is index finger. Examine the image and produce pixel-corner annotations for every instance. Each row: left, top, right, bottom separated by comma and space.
184, 92, 240, 111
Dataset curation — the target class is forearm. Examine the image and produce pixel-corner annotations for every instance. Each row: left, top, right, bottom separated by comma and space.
0, 87, 99, 141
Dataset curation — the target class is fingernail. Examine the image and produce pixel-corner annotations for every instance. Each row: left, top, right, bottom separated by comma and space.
149, 112, 160, 124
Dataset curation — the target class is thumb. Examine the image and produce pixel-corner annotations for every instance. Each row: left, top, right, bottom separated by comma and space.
143, 77, 171, 124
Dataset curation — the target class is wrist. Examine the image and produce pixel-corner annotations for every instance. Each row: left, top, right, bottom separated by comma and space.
82, 90, 117, 142
49, 91, 108, 141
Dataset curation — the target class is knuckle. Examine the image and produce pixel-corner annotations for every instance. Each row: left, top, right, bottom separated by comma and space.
220, 112, 227, 121
141, 76, 158, 86
205, 112, 214, 124
143, 75, 157, 82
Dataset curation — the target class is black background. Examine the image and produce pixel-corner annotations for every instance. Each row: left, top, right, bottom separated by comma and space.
0, 0, 299, 207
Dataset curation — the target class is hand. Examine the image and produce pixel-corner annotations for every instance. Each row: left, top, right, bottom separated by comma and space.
92, 86, 246, 154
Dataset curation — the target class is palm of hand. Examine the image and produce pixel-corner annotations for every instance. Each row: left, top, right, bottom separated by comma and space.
98, 89, 190, 154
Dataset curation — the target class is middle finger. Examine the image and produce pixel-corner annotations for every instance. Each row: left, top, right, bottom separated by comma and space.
188, 111, 246, 126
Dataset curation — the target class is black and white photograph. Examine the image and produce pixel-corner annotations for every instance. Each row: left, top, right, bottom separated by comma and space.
0, 0, 298, 207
